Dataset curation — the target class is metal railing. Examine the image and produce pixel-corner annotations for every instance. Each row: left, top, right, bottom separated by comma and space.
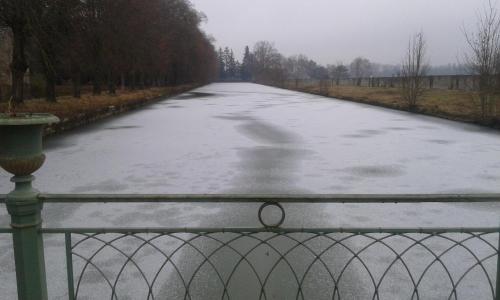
0, 193, 499, 299
0, 115, 499, 299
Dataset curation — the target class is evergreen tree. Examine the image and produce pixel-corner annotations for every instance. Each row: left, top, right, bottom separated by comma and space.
234, 61, 241, 80
217, 47, 225, 80
222, 47, 231, 78
241, 45, 253, 81
218, 46, 242, 81
227, 49, 236, 78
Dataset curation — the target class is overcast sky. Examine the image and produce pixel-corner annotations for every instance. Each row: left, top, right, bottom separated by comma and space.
190, 0, 497, 66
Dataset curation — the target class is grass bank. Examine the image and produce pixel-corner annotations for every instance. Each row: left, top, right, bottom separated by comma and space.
282, 83, 500, 127
0, 85, 197, 135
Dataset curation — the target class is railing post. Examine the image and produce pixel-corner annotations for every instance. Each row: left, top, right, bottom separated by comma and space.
0, 113, 59, 300
6, 175, 47, 300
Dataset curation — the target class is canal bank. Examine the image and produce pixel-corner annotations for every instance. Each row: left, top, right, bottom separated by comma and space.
1, 84, 199, 136
272, 82, 500, 129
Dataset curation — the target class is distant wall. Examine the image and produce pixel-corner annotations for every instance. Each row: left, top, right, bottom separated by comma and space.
289, 75, 479, 91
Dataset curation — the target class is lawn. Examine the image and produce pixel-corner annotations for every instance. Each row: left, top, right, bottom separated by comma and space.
285, 82, 500, 124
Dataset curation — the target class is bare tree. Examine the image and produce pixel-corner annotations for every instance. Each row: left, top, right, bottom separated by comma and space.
0, 29, 11, 94
0, 0, 31, 106
328, 63, 349, 85
0, 30, 8, 101
252, 41, 285, 85
463, 0, 500, 122
401, 31, 428, 111
349, 57, 372, 86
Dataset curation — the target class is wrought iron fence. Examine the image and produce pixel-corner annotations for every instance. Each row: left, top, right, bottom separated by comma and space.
0, 194, 499, 300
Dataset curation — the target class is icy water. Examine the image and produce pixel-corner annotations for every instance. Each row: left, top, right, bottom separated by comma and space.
0, 83, 499, 299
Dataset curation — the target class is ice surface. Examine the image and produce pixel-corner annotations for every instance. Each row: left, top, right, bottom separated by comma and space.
0, 83, 499, 299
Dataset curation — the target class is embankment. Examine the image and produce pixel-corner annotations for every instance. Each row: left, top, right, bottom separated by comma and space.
276, 82, 500, 128
0, 85, 198, 135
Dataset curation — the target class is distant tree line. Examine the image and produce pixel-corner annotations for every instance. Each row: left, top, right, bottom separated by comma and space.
221, 41, 467, 88
0, 0, 217, 105
222, 41, 385, 85
216, 45, 253, 82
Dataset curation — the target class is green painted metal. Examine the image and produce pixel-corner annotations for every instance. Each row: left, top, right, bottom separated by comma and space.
0, 113, 59, 126
35, 193, 500, 203
2, 192, 500, 204
39, 226, 500, 234
60, 230, 498, 300
65, 233, 75, 300
497, 232, 500, 300
0, 114, 59, 176
0, 114, 58, 300
6, 176, 48, 300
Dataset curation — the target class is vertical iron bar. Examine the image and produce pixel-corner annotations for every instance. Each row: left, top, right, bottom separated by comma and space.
496, 230, 500, 300
65, 233, 75, 300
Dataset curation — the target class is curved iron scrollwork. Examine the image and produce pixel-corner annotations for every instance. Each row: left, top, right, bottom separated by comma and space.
65, 230, 499, 300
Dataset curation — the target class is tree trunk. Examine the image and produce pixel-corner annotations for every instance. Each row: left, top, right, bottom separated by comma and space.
71, 61, 81, 98
120, 73, 125, 90
93, 79, 101, 95
139, 72, 145, 89
93, 68, 102, 95
44, 73, 56, 102
130, 71, 136, 90
72, 77, 81, 98
72, 74, 81, 98
107, 70, 116, 95
10, 24, 28, 105
41, 52, 57, 102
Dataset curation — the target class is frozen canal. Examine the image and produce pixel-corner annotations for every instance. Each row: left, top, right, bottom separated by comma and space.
0, 83, 499, 299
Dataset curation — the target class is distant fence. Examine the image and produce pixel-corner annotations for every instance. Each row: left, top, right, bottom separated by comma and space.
287, 75, 478, 91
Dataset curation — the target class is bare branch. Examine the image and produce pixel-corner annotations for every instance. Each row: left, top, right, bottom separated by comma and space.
462, 0, 500, 121
400, 31, 428, 111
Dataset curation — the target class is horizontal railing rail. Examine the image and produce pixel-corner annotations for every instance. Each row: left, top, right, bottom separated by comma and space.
1, 226, 500, 235
2, 193, 500, 203
38, 227, 500, 234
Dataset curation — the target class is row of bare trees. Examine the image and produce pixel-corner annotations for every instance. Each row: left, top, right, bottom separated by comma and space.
0, 0, 218, 105
401, 1, 500, 121
215, 43, 393, 88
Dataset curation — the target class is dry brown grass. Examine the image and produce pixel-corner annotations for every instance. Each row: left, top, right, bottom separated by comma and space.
288, 83, 499, 123
0, 85, 194, 121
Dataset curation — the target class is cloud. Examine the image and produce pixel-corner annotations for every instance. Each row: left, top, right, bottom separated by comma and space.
191, 0, 491, 65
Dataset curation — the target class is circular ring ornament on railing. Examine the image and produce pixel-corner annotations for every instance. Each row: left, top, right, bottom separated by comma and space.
258, 202, 285, 228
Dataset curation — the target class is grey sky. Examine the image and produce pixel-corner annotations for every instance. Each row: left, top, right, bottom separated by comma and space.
190, 0, 496, 66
